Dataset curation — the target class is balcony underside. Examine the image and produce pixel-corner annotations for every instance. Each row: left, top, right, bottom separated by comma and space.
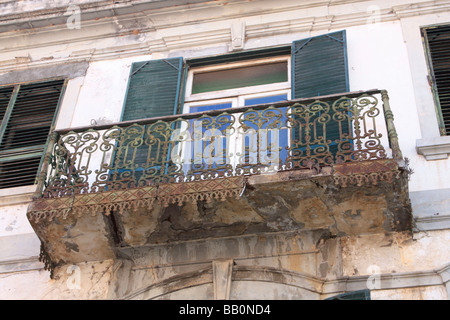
28, 159, 412, 266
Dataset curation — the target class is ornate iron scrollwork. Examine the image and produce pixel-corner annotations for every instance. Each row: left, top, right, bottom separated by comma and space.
29, 90, 405, 222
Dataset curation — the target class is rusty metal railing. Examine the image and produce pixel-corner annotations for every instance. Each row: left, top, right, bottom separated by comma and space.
33, 89, 403, 199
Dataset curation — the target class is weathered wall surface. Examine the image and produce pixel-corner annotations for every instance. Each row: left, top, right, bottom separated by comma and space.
371, 286, 448, 300
1, 229, 448, 300
0, 0, 449, 300
341, 230, 450, 276
0, 259, 114, 300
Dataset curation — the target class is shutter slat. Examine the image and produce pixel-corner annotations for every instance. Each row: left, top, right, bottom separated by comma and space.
0, 80, 63, 151
0, 86, 14, 123
0, 156, 42, 188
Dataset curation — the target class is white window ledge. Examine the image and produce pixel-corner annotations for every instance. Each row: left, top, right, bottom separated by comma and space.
416, 136, 450, 160
0, 185, 37, 206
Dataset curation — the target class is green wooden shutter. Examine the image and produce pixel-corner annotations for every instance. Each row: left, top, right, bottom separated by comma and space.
122, 57, 184, 121
0, 80, 65, 189
115, 57, 184, 185
0, 86, 14, 123
291, 31, 350, 164
325, 289, 371, 300
292, 30, 348, 98
423, 25, 450, 135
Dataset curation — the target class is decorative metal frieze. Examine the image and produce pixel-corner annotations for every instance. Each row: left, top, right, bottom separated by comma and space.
28, 186, 157, 222
158, 176, 245, 207
28, 177, 245, 222
332, 159, 401, 187
29, 89, 406, 221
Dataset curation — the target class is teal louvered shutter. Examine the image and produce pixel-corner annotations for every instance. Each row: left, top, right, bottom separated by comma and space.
122, 57, 184, 120
114, 57, 184, 185
423, 25, 450, 135
0, 80, 65, 189
325, 289, 371, 300
292, 30, 348, 98
291, 31, 350, 164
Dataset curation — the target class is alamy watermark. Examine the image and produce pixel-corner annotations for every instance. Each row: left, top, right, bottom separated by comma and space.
66, 265, 81, 290
170, 124, 283, 173
366, 5, 381, 27
366, 264, 381, 290
66, 5, 81, 30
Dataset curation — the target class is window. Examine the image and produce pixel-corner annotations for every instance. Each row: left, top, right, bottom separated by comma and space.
188, 58, 289, 95
0, 79, 65, 189
183, 56, 291, 174
422, 24, 450, 136
185, 56, 290, 100
119, 30, 349, 181
121, 30, 348, 121
116, 58, 184, 184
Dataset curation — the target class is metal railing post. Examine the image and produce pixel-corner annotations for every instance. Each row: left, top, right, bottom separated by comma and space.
381, 90, 403, 161
33, 131, 59, 200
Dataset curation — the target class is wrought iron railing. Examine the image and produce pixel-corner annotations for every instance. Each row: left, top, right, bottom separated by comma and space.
34, 89, 403, 200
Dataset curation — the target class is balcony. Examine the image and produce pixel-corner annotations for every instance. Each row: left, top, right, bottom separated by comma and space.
27, 89, 412, 275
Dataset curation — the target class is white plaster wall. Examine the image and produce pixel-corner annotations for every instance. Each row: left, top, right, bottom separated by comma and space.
54, 76, 84, 130
68, 55, 151, 128
0, 203, 39, 261
0, 203, 34, 237
341, 230, 450, 276
0, 187, 41, 265
0, 269, 53, 300
339, 16, 450, 195
0, 260, 114, 300
346, 21, 437, 193
371, 285, 448, 300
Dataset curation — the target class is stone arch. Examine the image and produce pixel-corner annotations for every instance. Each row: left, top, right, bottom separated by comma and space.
121, 262, 325, 300
122, 266, 213, 300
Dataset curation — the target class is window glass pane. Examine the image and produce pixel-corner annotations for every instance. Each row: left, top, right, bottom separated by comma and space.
187, 102, 233, 174
192, 62, 288, 94
244, 94, 287, 106
242, 94, 288, 167
189, 103, 232, 113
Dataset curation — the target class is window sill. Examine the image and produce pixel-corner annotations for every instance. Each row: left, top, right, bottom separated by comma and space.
416, 136, 450, 160
0, 185, 37, 206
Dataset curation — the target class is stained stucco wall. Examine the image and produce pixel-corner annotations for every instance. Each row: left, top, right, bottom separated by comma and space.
0, 0, 449, 300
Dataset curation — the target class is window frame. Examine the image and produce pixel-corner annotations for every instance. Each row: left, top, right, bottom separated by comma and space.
182, 55, 292, 170
184, 55, 291, 104
181, 53, 292, 173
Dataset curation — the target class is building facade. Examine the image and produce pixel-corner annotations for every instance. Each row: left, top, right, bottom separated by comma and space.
0, 0, 449, 300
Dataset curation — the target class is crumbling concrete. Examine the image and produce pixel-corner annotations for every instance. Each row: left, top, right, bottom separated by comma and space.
29, 167, 412, 274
